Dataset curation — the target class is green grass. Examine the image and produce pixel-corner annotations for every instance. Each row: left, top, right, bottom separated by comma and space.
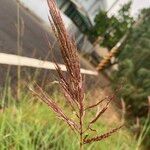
0, 86, 140, 150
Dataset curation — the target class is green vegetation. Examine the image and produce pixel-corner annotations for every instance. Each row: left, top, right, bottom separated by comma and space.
112, 8, 150, 149
89, 2, 133, 49
0, 85, 139, 150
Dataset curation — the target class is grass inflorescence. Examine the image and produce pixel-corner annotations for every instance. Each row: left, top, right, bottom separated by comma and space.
30, 0, 124, 149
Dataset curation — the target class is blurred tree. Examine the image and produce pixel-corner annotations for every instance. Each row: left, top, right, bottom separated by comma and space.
112, 8, 150, 148
89, 2, 134, 49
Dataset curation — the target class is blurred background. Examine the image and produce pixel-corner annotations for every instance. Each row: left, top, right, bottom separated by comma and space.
0, 0, 150, 149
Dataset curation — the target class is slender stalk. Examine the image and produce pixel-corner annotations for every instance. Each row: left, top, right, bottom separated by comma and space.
17, 2, 21, 100
79, 110, 83, 150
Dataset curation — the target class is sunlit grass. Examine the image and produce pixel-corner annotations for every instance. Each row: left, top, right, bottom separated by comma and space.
0, 86, 139, 150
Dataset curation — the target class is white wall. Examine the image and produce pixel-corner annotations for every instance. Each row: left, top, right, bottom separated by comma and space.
20, 0, 72, 28
106, 0, 150, 17
75, 0, 107, 23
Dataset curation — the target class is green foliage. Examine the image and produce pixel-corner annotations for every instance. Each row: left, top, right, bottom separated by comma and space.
112, 8, 150, 148
0, 85, 139, 150
89, 2, 134, 49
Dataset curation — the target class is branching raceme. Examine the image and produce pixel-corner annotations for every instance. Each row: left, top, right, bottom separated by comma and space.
30, 0, 123, 149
